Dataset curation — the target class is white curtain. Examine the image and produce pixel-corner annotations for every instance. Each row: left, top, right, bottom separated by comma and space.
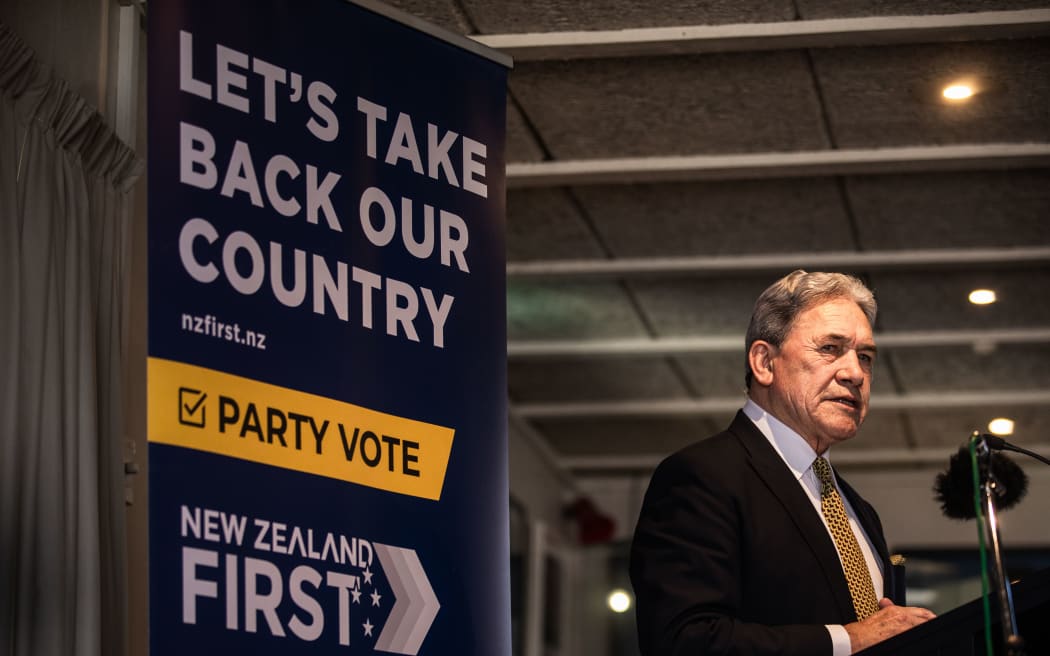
0, 20, 141, 656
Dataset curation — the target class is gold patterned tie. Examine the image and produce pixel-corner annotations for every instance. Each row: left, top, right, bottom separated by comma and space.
812, 457, 880, 620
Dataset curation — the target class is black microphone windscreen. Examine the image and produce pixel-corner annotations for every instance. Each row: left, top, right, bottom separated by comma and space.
935, 447, 979, 519
991, 455, 1030, 511
933, 446, 1029, 520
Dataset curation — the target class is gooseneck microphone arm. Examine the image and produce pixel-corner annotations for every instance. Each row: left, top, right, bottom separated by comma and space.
982, 434, 1050, 467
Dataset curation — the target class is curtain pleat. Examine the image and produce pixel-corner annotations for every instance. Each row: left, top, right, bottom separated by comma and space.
0, 20, 141, 656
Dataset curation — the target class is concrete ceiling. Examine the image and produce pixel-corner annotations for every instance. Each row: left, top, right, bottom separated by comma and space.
387, 0, 1050, 482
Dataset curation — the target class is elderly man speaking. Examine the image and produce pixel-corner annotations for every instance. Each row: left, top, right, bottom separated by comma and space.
630, 270, 935, 656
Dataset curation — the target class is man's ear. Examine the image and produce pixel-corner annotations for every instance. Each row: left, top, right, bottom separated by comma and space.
748, 341, 776, 387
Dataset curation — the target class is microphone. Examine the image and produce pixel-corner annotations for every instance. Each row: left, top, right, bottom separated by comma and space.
982, 434, 1050, 467
934, 442, 1028, 520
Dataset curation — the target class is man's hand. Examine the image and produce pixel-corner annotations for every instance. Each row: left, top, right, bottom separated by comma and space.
845, 598, 936, 654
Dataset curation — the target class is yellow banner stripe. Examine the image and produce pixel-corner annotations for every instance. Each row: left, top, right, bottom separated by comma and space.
148, 357, 454, 500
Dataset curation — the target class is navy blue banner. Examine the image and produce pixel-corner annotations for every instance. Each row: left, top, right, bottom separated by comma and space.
147, 1, 510, 654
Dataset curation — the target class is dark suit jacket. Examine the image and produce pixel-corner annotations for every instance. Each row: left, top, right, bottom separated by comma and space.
630, 411, 895, 656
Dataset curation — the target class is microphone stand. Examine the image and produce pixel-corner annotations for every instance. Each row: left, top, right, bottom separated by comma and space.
974, 434, 1026, 656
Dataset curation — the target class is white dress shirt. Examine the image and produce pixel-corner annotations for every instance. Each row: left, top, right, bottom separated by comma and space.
743, 399, 884, 656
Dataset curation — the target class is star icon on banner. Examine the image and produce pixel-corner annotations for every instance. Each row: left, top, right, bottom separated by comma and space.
371, 590, 382, 607
362, 567, 374, 585
363, 619, 374, 637
351, 587, 362, 604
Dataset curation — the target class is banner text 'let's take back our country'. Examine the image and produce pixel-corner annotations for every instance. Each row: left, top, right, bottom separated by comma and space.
175, 29, 492, 350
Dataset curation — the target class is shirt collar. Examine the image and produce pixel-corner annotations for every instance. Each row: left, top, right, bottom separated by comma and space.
743, 398, 828, 482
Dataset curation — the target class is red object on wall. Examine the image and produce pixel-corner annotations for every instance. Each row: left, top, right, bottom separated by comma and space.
564, 497, 616, 545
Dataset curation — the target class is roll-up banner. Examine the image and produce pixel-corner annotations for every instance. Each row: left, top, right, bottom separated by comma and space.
146, 1, 511, 653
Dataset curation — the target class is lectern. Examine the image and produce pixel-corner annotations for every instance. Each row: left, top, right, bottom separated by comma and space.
858, 567, 1050, 656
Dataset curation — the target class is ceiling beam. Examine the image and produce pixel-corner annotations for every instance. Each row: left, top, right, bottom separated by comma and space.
508, 327, 1050, 358
474, 9, 1050, 61
506, 143, 1050, 188
511, 335, 740, 358
513, 389, 1050, 419
560, 444, 1050, 471
507, 246, 1050, 279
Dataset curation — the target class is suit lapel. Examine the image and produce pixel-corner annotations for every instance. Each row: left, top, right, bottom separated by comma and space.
728, 411, 857, 622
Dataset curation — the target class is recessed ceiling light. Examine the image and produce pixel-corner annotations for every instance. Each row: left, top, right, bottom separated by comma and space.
988, 418, 1015, 436
943, 84, 974, 100
968, 289, 997, 305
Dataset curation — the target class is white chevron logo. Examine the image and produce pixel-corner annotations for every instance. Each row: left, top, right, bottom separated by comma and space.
373, 544, 440, 655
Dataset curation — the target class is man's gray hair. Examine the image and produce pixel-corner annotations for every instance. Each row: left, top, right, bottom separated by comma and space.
744, 270, 877, 389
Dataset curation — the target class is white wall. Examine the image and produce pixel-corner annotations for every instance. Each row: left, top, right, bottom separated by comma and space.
849, 466, 1050, 550
509, 415, 576, 540
508, 415, 583, 656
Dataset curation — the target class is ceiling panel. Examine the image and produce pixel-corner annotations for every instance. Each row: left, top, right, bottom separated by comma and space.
846, 169, 1050, 250
674, 352, 749, 398
572, 178, 856, 257
628, 276, 780, 336
890, 344, 1050, 392
796, 0, 1049, 20
907, 406, 1050, 448
461, 0, 796, 33
510, 51, 830, 158
509, 358, 689, 403
813, 39, 1050, 148
507, 280, 649, 340
505, 100, 547, 163
506, 188, 605, 261
869, 269, 1050, 331
384, 0, 469, 32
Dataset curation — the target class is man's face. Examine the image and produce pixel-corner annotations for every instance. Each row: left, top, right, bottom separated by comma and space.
765, 298, 876, 453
